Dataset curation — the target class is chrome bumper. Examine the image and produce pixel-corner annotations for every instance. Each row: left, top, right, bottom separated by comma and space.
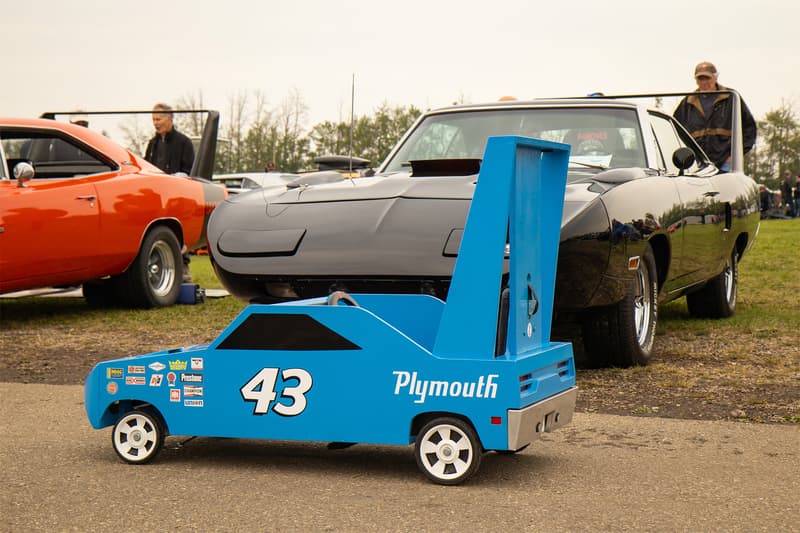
507, 387, 577, 450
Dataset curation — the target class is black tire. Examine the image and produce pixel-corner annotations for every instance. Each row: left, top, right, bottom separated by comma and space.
581, 244, 658, 367
415, 417, 482, 485
118, 227, 182, 308
686, 248, 738, 318
495, 443, 529, 455
82, 279, 117, 307
112, 410, 164, 464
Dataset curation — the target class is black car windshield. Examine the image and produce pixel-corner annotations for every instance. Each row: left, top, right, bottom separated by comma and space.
382, 107, 646, 179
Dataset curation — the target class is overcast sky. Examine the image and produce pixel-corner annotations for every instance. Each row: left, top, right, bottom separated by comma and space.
3, 0, 798, 143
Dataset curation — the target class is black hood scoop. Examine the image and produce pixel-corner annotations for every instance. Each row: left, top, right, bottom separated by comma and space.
410, 159, 481, 177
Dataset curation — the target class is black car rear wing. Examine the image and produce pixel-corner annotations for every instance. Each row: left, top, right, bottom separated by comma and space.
39, 109, 220, 179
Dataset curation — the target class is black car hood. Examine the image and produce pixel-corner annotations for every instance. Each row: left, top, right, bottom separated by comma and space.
248, 169, 610, 227
262, 172, 477, 204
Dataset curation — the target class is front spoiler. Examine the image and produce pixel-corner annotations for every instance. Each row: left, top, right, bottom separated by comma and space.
507, 386, 578, 450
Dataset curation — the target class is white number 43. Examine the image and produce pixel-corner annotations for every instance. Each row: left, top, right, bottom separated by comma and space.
240, 367, 313, 416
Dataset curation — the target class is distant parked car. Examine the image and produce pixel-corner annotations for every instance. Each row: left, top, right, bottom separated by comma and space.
207, 95, 760, 367
314, 155, 373, 178
0, 113, 225, 307
212, 156, 374, 196
211, 172, 298, 195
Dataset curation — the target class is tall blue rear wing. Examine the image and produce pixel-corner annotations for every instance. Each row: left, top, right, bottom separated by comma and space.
433, 136, 570, 359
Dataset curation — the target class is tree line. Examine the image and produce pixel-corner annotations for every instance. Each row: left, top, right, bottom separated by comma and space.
744, 101, 800, 189
122, 90, 420, 175
122, 90, 799, 185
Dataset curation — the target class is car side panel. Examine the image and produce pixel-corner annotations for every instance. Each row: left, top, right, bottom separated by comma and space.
93, 173, 206, 266
0, 178, 101, 290
0, 171, 206, 293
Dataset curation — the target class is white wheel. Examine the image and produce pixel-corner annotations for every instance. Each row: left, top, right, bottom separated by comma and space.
415, 417, 481, 485
112, 410, 164, 464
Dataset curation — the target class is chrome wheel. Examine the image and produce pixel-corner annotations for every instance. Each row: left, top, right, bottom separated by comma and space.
633, 260, 654, 348
686, 247, 738, 319
147, 240, 177, 297
723, 255, 736, 307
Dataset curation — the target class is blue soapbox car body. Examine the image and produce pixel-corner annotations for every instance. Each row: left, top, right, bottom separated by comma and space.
85, 136, 577, 484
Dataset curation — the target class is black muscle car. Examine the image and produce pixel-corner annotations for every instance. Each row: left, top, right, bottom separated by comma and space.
207, 94, 760, 367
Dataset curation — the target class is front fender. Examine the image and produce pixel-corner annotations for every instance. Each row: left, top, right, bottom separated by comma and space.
555, 199, 612, 310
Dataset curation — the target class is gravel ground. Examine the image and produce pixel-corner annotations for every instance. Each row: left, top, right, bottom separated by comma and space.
1, 312, 797, 425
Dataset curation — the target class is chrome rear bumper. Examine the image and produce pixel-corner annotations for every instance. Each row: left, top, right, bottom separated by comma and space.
507, 387, 577, 450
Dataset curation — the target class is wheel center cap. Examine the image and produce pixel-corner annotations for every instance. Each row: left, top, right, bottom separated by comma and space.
438, 441, 455, 461
131, 430, 143, 443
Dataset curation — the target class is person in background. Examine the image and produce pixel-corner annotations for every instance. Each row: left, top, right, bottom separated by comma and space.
145, 103, 194, 175
144, 103, 196, 282
69, 112, 89, 128
779, 170, 796, 217
758, 185, 771, 216
795, 174, 800, 217
673, 62, 757, 172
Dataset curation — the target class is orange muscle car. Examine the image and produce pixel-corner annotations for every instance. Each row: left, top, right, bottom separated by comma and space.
0, 114, 225, 307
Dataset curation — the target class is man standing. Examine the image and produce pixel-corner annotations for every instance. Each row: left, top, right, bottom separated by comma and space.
673, 62, 757, 172
780, 171, 796, 217
144, 103, 195, 175
144, 103, 196, 282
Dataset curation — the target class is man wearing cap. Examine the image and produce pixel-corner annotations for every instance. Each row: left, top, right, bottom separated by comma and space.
673, 61, 757, 172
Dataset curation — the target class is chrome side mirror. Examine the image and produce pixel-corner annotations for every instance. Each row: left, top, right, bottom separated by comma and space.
13, 162, 34, 187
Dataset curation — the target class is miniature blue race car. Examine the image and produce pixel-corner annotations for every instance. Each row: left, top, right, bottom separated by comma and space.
85, 136, 578, 485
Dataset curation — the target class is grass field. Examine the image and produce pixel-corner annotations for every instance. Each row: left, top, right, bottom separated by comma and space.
1, 219, 798, 423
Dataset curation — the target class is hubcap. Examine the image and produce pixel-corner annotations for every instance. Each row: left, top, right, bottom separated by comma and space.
419, 424, 473, 480
633, 262, 653, 346
723, 256, 736, 305
114, 413, 158, 461
147, 241, 176, 297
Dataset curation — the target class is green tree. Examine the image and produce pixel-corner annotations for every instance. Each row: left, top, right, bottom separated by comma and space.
746, 101, 800, 187
307, 103, 421, 168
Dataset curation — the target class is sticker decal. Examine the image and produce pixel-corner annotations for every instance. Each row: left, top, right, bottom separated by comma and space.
127, 365, 146, 374
149, 362, 166, 372
107, 368, 124, 380
167, 372, 177, 387
170, 389, 181, 402
181, 373, 203, 383
169, 360, 187, 371
149, 374, 163, 387
107, 382, 118, 395
184, 385, 203, 397
126, 376, 146, 385
184, 399, 204, 407
190, 358, 204, 370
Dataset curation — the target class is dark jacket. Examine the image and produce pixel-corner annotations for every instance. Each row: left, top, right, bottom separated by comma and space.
144, 128, 195, 175
673, 85, 757, 169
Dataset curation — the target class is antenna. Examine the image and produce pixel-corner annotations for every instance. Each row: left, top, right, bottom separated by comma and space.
348, 73, 355, 178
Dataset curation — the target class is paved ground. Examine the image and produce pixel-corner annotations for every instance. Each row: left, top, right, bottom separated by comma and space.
1, 383, 798, 532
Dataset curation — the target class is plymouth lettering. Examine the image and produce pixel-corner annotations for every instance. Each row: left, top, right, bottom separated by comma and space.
392, 371, 499, 404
